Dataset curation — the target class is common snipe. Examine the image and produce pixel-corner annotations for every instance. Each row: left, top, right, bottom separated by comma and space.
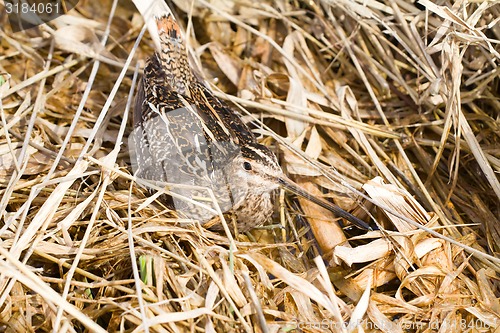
130, 14, 371, 233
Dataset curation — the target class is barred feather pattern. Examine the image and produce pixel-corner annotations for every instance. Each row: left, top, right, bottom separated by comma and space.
132, 14, 282, 231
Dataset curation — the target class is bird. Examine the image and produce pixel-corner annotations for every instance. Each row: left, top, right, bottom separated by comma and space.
130, 13, 372, 233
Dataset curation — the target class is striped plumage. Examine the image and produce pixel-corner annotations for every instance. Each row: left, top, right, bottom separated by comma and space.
132, 14, 372, 233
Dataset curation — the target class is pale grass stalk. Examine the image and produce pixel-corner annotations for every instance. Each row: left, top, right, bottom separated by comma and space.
314, 256, 347, 333
126, 64, 151, 333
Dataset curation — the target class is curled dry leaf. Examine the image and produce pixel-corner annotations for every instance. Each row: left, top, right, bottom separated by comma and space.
0, 139, 52, 177
354, 260, 397, 290
304, 125, 322, 160
333, 238, 391, 267
363, 177, 431, 232
393, 235, 420, 288
208, 43, 242, 86
53, 25, 117, 62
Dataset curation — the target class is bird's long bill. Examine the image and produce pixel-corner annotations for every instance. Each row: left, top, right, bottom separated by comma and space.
277, 177, 372, 231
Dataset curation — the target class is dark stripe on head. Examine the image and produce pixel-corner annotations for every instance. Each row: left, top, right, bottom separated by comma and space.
241, 143, 280, 169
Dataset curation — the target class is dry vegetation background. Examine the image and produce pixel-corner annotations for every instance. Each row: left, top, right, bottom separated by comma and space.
0, 0, 499, 332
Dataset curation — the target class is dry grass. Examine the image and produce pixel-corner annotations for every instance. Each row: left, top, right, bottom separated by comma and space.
0, 0, 499, 332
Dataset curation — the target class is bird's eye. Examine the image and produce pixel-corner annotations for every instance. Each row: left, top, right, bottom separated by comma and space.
243, 161, 252, 171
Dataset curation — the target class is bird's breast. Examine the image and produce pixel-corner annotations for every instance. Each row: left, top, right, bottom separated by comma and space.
232, 191, 275, 232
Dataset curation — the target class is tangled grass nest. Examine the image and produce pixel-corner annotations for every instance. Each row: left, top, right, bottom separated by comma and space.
0, 0, 499, 331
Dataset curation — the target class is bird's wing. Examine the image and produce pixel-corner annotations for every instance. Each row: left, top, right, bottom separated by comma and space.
191, 81, 258, 147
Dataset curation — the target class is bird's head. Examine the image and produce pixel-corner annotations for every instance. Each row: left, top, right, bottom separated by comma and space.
225, 143, 283, 195
225, 142, 372, 230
